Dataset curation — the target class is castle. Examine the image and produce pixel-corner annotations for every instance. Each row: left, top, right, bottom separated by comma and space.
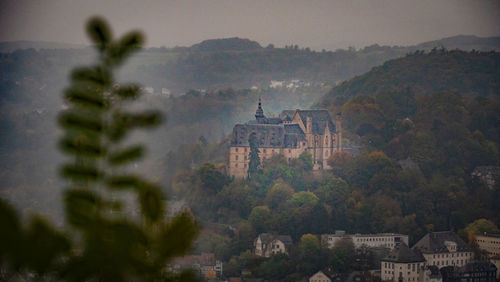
228, 98, 342, 178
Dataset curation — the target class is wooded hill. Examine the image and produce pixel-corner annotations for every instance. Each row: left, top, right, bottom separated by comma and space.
317, 49, 500, 108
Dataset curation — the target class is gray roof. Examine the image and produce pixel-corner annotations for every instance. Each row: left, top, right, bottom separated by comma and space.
231, 102, 336, 148
295, 110, 336, 134
382, 242, 425, 263
459, 261, 497, 273
256, 233, 293, 246
412, 231, 472, 254
231, 123, 285, 148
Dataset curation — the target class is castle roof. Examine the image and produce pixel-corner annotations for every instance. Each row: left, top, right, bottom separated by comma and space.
412, 231, 472, 254
294, 110, 336, 134
231, 100, 336, 148
382, 242, 425, 263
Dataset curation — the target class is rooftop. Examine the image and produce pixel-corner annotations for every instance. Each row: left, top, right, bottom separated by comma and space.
382, 242, 425, 263
412, 231, 472, 254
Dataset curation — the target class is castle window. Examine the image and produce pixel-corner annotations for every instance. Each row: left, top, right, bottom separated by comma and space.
244, 164, 247, 168
236, 148, 238, 152
288, 149, 291, 153
244, 148, 247, 152
235, 163, 238, 168
235, 155, 238, 160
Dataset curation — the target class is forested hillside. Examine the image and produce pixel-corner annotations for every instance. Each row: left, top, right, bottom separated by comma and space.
317, 49, 500, 107
161, 50, 500, 279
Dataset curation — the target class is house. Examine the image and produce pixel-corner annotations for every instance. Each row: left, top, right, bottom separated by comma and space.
169, 252, 223, 279
474, 233, 500, 258
309, 270, 333, 282
321, 231, 409, 250
380, 242, 426, 282
412, 231, 474, 269
228, 98, 342, 178
254, 233, 293, 258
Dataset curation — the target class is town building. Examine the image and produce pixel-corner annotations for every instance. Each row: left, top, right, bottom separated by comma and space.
254, 233, 293, 258
309, 270, 333, 282
228, 98, 342, 178
169, 252, 223, 279
412, 231, 474, 269
490, 254, 500, 279
474, 233, 500, 258
440, 261, 497, 282
381, 242, 426, 282
321, 231, 409, 250
421, 265, 442, 282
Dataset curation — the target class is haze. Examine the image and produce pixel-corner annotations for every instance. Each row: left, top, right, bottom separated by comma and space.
1, 0, 499, 50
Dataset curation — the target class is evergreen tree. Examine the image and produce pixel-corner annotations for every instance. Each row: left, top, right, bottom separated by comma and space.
247, 133, 261, 178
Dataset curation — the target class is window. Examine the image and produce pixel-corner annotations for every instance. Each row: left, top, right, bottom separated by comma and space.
235, 148, 238, 152
235, 163, 238, 168
235, 155, 238, 160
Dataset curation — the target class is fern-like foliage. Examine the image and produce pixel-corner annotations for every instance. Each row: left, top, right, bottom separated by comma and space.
58, 17, 198, 281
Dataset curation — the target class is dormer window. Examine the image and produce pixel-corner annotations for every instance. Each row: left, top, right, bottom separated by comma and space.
444, 241, 457, 253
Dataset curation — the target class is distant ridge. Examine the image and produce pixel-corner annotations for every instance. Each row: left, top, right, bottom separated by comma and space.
0, 40, 87, 53
317, 49, 500, 107
189, 37, 262, 52
414, 35, 500, 52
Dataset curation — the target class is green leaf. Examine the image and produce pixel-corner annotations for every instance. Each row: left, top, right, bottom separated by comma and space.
138, 183, 164, 223
158, 212, 198, 260
107, 31, 144, 65
108, 145, 144, 165
130, 111, 163, 128
0, 199, 22, 263
64, 189, 102, 228
60, 136, 106, 157
61, 164, 104, 182
86, 17, 112, 50
106, 175, 142, 190
64, 86, 107, 110
113, 84, 141, 99
59, 112, 103, 133
24, 216, 71, 274
71, 66, 112, 87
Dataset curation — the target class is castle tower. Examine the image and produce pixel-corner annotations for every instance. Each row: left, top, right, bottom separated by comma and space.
255, 97, 265, 122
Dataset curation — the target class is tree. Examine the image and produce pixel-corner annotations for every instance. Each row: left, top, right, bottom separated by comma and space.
248, 132, 261, 178
462, 218, 500, 244
293, 151, 313, 171
265, 182, 294, 210
58, 17, 198, 280
249, 206, 273, 233
197, 162, 229, 192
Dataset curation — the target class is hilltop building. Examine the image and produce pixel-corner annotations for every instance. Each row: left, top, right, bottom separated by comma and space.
322, 230, 409, 250
381, 242, 426, 282
228, 98, 342, 178
475, 233, 500, 258
412, 231, 474, 269
254, 233, 293, 258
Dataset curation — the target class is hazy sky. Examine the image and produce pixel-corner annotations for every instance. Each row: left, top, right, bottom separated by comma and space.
1, 0, 499, 50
